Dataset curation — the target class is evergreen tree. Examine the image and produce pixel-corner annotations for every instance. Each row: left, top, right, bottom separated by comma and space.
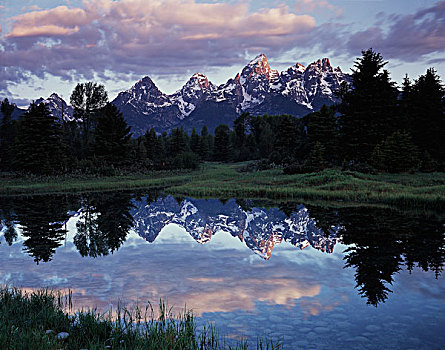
0, 98, 15, 169
93, 103, 132, 166
144, 128, 157, 162
409, 68, 445, 164
169, 127, 188, 156
273, 115, 299, 164
14, 103, 66, 174
233, 112, 250, 160
371, 130, 419, 173
307, 105, 338, 161
339, 207, 404, 306
251, 117, 273, 159
199, 125, 211, 160
213, 124, 231, 162
304, 142, 327, 172
338, 49, 399, 162
190, 128, 200, 155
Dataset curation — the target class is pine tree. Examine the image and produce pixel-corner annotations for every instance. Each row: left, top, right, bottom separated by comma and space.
304, 142, 327, 172
199, 125, 210, 160
12, 195, 70, 263
144, 128, 157, 162
273, 115, 299, 164
338, 49, 399, 162
233, 112, 250, 160
190, 128, 200, 155
409, 68, 445, 164
213, 124, 231, 162
371, 130, 419, 173
14, 103, 66, 174
307, 105, 338, 161
168, 127, 188, 156
0, 98, 15, 169
93, 103, 132, 166
251, 117, 272, 159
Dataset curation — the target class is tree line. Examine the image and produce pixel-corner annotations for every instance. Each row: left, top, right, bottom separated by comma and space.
0, 48, 444, 175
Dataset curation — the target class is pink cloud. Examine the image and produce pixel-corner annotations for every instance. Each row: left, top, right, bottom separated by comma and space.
0, 0, 318, 91
6, 25, 79, 38
295, 0, 343, 17
7, 5, 96, 38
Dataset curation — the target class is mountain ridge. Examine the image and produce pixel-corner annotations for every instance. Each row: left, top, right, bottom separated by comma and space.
6, 54, 351, 136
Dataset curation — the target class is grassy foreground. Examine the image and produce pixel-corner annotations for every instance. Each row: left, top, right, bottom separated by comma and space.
0, 287, 280, 350
1, 163, 445, 210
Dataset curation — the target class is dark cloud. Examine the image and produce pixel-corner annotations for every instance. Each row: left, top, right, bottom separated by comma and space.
0, 0, 318, 91
346, 1, 445, 61
1, 0, 444, 96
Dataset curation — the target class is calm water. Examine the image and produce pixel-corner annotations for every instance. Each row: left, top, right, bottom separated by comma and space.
0, 192, 444, 349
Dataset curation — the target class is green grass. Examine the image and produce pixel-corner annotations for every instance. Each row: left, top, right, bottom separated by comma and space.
165, 163, 445, 211
1, 162, 445, 211
0, 286, 281, 350
0, 170, 196, 196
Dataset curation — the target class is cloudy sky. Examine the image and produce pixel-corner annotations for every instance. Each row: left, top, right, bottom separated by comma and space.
1, 0, 444, 106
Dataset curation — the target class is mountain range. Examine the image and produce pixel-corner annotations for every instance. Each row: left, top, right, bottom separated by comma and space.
131, 196, 341, 260
1, 54, 350, 136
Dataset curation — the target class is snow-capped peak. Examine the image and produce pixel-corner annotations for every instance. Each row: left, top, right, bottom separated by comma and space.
307, 58, 333, 72
35, 93, 74, 121
187, 73, 212, 91
248, 53, 268, 66
296, 63, 306, 73
243, 53, 278, 81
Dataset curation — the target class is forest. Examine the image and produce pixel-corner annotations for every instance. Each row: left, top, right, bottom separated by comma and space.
1, 49, 444, 176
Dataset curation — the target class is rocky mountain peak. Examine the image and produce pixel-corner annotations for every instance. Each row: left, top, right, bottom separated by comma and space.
296, 63, 306, 73
242, 53, 278, 82
104, 54, 350, 134
49, 92, 62, 100
186, 73, 213, 91
35, 93, 74, 121
124, 76, 167, 102
307, 58, 333, 73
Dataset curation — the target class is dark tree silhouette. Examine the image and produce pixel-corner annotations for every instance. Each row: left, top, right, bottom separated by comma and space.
93, 103, 132, 165
213, 124, 231, 162
70, 82, 108, 156
338, 49, 399, 162
12, 195, 72, 264
0, 98, 16, 169
14, 103, 66, 174
74, 192, 135, 257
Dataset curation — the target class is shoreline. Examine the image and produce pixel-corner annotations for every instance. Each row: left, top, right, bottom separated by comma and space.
1, 163, 444, 211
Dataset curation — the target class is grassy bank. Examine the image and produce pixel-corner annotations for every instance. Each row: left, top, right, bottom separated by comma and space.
166, 163, 445, 211
0, 286, 280, 350
1, 163, 445, 210
0, 170, 195, 196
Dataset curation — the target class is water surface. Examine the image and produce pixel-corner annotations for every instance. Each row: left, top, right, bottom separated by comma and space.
0, 192, 444, 349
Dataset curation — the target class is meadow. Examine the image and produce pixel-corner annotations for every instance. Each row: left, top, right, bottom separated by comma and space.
1, 162, 444, 211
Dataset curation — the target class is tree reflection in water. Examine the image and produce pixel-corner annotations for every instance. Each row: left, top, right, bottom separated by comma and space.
1, 195, 76, 263
0, 193, 443, 306
74, 192, 135, 257
307, 205, 445, 306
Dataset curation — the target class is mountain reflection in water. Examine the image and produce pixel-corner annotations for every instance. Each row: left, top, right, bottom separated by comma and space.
0, 192, 444, 308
